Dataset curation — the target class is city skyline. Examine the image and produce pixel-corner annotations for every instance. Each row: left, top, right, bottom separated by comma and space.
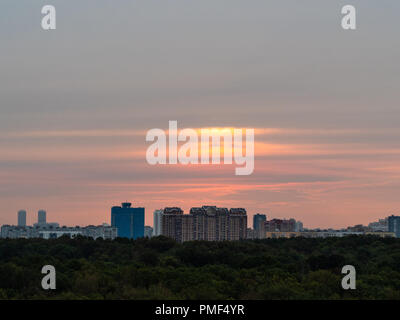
1, 1, 400, 229
2, 204, 397, 242
1, 203, 398, 232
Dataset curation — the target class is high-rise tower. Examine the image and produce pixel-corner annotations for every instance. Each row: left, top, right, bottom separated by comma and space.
253, 213, 267, 231
38, 210, 47, 225
153, 209, 163, 236
18, 210, 26, 227
111, 202, 144, 239
388, 215, 400, 238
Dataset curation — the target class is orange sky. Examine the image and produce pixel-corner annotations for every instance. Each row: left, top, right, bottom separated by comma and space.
1, 127, 399, 229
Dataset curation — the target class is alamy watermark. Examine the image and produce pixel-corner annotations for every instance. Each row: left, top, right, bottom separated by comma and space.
41, 265, 56, 290
41, 5, 56, 30
39, 4, 356, 31
341, 265, 356, 290
145, 121, 255, 175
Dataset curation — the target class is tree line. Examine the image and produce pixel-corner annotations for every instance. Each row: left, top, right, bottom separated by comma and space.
0, 235, 399, 299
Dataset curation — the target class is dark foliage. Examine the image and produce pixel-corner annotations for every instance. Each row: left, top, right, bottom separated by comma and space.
0, 235, 399, 299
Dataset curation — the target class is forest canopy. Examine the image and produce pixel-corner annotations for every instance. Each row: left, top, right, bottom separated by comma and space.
0, 236, 399, 300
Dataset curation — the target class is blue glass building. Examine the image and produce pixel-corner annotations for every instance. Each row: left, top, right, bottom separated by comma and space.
388, 215, 400, 238
111, 202, 144, 239
253, 213, 266, 231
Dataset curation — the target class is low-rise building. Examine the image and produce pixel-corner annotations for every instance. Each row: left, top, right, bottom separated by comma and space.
1, 224, 117, 240
144, 226, 153, 238
82, 224, 117, 240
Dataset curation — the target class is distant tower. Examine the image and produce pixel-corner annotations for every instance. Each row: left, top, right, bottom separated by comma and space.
38, 210, 47, 225
253, 213, 267, 231
388, 215, 400, 238
18, 210, 26, 227
153, 209, 163, 236
295, 221, 304, 232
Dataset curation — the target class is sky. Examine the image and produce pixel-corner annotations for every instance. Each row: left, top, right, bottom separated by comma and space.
0, 0, 399, 229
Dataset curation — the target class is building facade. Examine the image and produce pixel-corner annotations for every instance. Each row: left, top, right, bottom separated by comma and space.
161, 207, 191, 242
264, 231, 395, 239
253, 213, 267, 239
18, 210, 26, 227
153, 209, 163, 236
253, 214, 266, 231
144, 226, 153, 238
388, 215, 400, 238
82, 224, 117, 240
38, 210, 47, 225
1, 224, 117, 240
1, 225, 36, 239
265, 218, 296, 232
161, 206, 247, 242
111, 202, 144, 239
368, 218, 388, 232
295, 221, 304, 232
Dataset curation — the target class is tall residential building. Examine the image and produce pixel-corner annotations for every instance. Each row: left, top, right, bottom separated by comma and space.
18, 210, 26, 227
38, 210, 47, 225
265, 218, 296, 232
153, 209, 163, 236
111, 202, 144, 239
161, 207, 192, 242
388, 215, 400, 238
161, 206, 247, 242
228, 208, 248, 240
